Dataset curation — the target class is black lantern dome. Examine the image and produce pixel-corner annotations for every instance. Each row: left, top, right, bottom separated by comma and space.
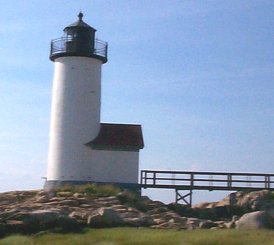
50, 12, 107, 63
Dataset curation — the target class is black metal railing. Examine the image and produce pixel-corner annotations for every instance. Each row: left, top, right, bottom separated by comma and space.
140, 170, 274, 191
50, 37, 108, 62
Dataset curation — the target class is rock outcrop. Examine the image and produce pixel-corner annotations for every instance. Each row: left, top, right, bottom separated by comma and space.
191, 189, 274, 220
0, 189, 273, 237
236, 207, 274, 229
193, 190, 273, 211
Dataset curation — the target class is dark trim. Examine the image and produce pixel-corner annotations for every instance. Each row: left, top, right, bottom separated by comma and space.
88, 144, 140, 152
50, 52, 107, 63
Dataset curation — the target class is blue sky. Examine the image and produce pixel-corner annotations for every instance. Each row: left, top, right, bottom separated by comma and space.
1, 0, 273, 203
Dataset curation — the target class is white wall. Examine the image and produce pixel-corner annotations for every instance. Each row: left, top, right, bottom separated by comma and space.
47, 56, 102, 181
90, 149, 139, 184
48, 143, 139, 184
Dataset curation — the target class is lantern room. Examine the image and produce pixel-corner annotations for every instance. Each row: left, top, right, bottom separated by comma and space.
50, 12, 107, 63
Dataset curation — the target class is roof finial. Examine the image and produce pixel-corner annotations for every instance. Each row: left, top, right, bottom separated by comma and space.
78, 11, 83, 21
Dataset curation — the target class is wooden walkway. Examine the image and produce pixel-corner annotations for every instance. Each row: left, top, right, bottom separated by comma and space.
140, 170, 274, 206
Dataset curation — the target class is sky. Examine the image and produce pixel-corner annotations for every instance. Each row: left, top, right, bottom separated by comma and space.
0, 0, 273, 204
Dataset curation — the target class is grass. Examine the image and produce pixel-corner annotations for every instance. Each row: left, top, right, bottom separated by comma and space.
0, 228, 274, 245
56, 183, 121, 197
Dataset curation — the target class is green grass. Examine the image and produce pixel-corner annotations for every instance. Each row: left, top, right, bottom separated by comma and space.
0, 228, 274, 245
56, 183, 121, 197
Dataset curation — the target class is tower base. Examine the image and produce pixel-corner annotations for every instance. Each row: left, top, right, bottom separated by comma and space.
44, 180, 140, 194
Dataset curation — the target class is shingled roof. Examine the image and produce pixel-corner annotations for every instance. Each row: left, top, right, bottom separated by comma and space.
86, 123, 144, 151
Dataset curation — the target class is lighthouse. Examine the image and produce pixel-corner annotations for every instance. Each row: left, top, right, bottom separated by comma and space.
45, 13, 144, 190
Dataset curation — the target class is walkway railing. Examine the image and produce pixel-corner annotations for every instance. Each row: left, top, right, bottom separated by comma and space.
140, 170, 274, 205
50, 37, 108, 62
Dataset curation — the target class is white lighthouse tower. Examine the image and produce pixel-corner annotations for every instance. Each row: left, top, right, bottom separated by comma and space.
45, 13, 144, 190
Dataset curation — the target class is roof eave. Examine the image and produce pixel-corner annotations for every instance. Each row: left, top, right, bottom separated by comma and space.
86, 143, 143, 152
